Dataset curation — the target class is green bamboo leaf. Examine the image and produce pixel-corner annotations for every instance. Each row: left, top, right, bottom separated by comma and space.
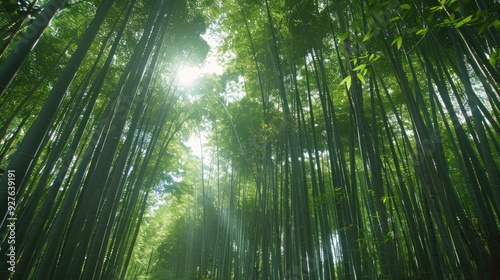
340, 76, 352, 89
392, 36, 403, 50
491, 19, 500, 29
391, 37, 398, 46
430, 6, 442, 12
400, 4, 411, 10
390, 17, 401, 23
357, 73, 365, 84
490, 57, 497, 67
353, 64, 367, 71
340, 31, 349, 42
416, 28, 428, 36
455, 15, 472, 28
362, 30, 372, 42
370, 55, 380, 62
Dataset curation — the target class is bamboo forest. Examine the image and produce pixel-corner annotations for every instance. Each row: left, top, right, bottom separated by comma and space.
1, 0, 500, 279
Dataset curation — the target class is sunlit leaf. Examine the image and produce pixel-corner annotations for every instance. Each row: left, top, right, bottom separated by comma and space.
353, 64, 367, 71
340, 75, 352, 89
357, 73, 365, 84
416, 28, 428, 36
400, 4, 411, 10
392, 36, 402, 50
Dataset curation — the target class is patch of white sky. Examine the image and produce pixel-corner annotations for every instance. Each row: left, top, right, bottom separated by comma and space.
186, 128, 210, 159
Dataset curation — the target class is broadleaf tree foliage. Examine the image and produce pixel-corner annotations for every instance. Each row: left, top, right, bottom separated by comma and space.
0, 0, 499, 279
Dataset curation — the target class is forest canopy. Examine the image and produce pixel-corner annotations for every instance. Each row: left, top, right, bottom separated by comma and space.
0, 0, 499, 279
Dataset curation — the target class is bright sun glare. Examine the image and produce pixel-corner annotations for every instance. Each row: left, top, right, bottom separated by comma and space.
176, 57, 223, 86
175, 31, 224, 87
177, 66, 202, 86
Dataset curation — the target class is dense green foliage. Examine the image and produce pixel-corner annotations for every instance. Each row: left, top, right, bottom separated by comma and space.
0, 0, 499, 279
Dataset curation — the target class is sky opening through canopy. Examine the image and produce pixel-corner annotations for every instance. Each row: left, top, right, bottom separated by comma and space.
175, 30, 224, 87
